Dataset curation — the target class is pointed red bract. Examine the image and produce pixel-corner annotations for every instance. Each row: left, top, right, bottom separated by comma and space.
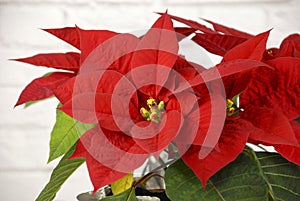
222, 30, 270, 62
242, 107, 299, 146
279, 34, 300, 58
167, 15, 254, 56
131, 12, 179, 97
241, 57, 300, 120
85, 153, 127, 193
201, 18, 253, 39
69, 140, 127, 193
174, 27, 196, 41
13, 52, 80, 72
192, 33, 247, 56
77, 27, 119, 63
215, 31, 271, 98
15, 72, 74, 106
43, 27, 80, 49
275, 121, 300, 166
181, 118, 252, 187
160, 13, 215, 34
185, 59, 270, 91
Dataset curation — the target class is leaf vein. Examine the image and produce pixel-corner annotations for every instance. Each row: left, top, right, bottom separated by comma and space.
271, 184, 300, 196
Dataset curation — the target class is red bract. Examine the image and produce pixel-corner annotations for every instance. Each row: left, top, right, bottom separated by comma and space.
163, 13, 254, 56
275, 121, 300, 165
222, 30, 270, 62
192, 33, 247, 56
68, 138, 129, 192
14, 52, 80, 72
200, 18, 253, 39
42, 27, 80, 49
279, 34, 300, 58
15, 72, 74, 106
242, 57, 300, 120
181, 117, 254, 187
264, 33, 300, 60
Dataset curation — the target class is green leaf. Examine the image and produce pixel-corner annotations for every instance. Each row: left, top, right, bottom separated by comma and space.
255, 152, 300, 200
36, 145, 85, 201
100, 188, 138, 201
111, 173, 134, 195
48, 104, 94, 162
165, 152, 269, 201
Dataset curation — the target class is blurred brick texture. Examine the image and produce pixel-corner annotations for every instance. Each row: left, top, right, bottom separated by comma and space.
0, 0, 299, 200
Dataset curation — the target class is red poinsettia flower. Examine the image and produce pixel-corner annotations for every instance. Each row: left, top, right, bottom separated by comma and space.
53, 13, 197, 192
174, 21, 300, 187
221, 29, 300, 165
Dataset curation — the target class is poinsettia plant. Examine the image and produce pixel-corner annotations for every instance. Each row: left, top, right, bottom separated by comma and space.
14, 12, 300, 201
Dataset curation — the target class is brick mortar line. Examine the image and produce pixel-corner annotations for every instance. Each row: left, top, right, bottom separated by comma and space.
0, 167, 56, 172
166, 0, 289, 3
0, 1, 152, 6
0, 123, 53, 129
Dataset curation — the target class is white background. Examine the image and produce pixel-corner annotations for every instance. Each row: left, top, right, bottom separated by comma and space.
0, 0, 300, 200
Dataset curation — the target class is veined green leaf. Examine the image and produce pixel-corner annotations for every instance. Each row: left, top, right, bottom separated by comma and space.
36, 145, 85, 201
111, 173, 134, 195
101, 188, 138, 201
255, 152, 300, 201
48, 104, 94, 163
165, 149, 300, 201
165, 152, 269, 201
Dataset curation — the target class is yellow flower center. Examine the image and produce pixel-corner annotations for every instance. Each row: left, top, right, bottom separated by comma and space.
140, 98, 165, 123
226, 98, 238, 116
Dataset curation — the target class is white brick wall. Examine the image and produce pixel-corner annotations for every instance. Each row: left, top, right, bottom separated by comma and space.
0, 0, 299, 200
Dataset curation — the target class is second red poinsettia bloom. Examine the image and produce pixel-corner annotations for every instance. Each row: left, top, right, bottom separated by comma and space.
177, 24, 300, 187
